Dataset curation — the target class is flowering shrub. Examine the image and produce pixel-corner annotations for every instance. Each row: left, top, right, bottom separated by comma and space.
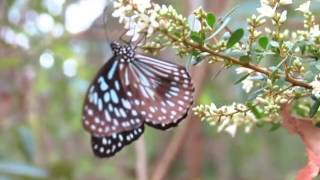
111, 0, 320, 137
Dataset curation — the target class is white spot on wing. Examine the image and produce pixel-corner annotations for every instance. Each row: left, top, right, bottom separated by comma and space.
98, 77, 109, 91
121, 98, 131, 109
104, 92, 110, 103
110, 89, 119, 104
108, 61, 118, 80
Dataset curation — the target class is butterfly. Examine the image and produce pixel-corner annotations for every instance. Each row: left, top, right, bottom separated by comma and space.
82, 42, 194, 157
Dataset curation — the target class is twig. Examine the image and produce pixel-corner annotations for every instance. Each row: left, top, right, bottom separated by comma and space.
162, 30, 312, 89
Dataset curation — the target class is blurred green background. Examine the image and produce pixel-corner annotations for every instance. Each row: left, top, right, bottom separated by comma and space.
1, 0, 319, 179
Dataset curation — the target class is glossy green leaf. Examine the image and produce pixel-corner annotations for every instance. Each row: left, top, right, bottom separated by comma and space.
258, 36, 269, 49
206, 13, 216, 27
226, 28, 244, 48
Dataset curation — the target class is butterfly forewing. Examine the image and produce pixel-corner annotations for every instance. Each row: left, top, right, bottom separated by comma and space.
82, 55, 144, 137
128, 55, 194, 129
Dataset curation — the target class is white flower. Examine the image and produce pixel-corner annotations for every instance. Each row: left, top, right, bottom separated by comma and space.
242, 79, 254, 93
125, 22, 142, 41
279, 10, 287, 23
188, 14, 202, 32
112, 0, 161, 42
159, 5, 169, 14
296, 1, 311, 13
257, 3, 277, 17
112, 4, 131, 23
235, 67, 254, 93
111, 6, 124, 18
147, 10, 159, 35
225, 124, 237, 137
310, 25, 320, 38
260, 0, 270, 5
310, 76, 320, 99
132, 0, 151, 12
244, 125, 253, 133
235, 67, 253, 74
209, 103, 217, 113
217, 117, 230, 132
280, 0, 292, 5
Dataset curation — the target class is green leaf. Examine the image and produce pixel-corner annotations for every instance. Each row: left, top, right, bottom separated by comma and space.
206, 13, 216, 27
258, 36, 269, 49
190, 31, 205, 44
239, 55, 251, 64
269, 123, 281, 132
191, 50, 201, 57
226, 28, 244, 48
234, 73, 250, 85
309, 99, 320, 117
246, 102, 264, 119
0, 161, 48, 178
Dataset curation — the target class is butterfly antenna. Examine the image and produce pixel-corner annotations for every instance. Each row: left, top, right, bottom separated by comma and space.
119, 16, 133, 44
186, 13, 197, 72
120, 30, 129, 44
211, 64, 226, 81
186, 55, 193, 74
127, 0, 137, 45
133, 32, 147, 50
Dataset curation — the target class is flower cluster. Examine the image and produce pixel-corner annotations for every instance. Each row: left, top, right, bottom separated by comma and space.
194, 103, 257, 137
310, 75, 320, 99
112, 0, 159, 41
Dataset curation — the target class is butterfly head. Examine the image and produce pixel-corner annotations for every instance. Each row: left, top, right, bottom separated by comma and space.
110, 41, 135, 60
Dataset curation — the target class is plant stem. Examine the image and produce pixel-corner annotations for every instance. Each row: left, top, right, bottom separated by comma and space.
163, 30, 312, 89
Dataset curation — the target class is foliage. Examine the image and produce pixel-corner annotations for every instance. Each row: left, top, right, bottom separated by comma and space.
112, 0, 320, 137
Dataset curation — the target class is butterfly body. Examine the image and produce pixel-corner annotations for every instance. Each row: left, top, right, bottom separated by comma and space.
82, 42, 194, 157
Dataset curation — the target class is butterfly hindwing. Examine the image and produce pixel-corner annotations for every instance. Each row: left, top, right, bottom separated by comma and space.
128, 55, 194, 129
91, 124, 144, 157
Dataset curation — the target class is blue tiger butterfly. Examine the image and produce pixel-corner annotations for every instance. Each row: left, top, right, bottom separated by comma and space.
82, 42, 194, 157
